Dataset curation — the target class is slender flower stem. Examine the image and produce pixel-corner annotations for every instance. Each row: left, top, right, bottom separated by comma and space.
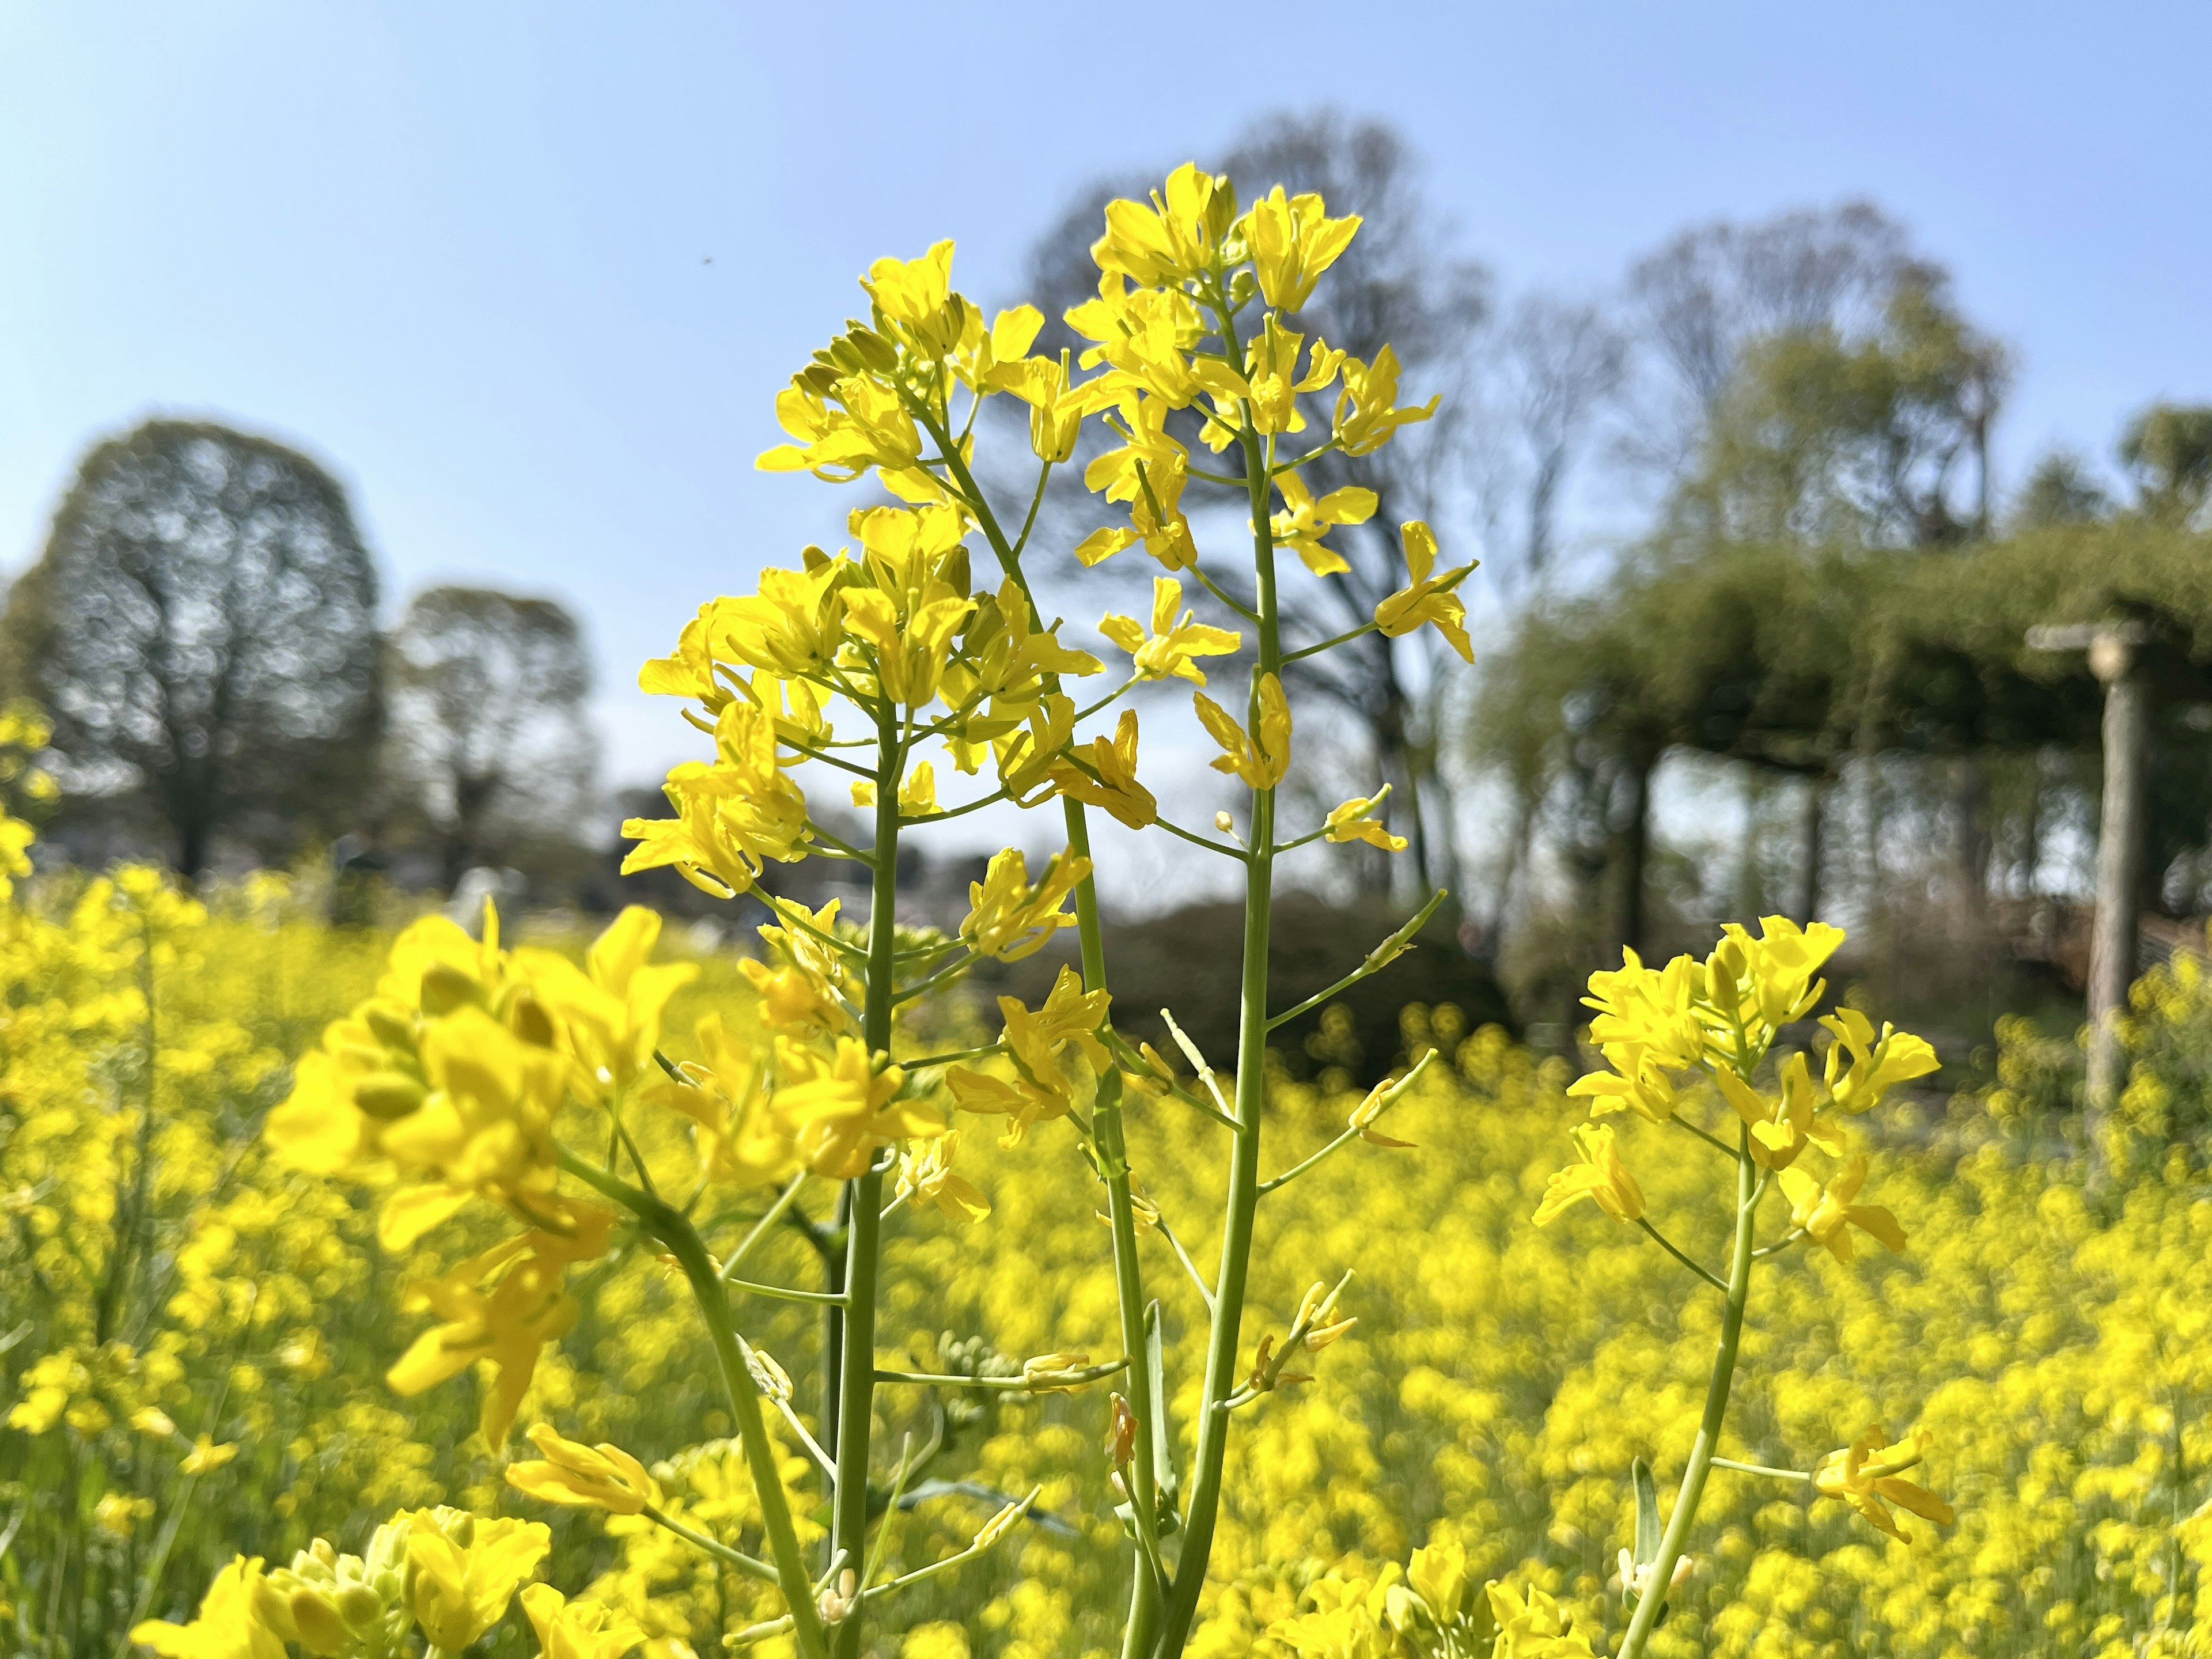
1266, 890, 1446, 1031
828, 719, 902, 1659
1157, 312, 1275, 1657
1065, 798, 1169, 1655
726, 1277, 849, 1306
871, 1358, 1128, 1391
1616, 1121, 1762, 1658
1637, 1217, 1729, 1293
644, 1503, 779, 1583
559, 1150, 828, 1658
718, 1172, 811, 1283
1281, 619, 1381, 663
1711, 1457, 1813, 1482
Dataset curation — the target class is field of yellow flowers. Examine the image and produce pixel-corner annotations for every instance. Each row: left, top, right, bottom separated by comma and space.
3, 849, 2211, 1659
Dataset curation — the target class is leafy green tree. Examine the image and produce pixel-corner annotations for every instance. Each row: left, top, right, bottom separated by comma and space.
2013, 449, 2112, 530
381, 585, 597, 891
2119, 402, 2212, 526
1669, 268, 2011, 551
1, 419, 382, 877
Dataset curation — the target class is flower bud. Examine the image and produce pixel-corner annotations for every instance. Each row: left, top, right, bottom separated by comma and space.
1105, 1393, 1137, 1468
417, 963, 479, 1016
351, 1072, 426, 1121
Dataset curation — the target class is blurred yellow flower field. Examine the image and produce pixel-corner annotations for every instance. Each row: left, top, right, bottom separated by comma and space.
5, 857, 2212, 1658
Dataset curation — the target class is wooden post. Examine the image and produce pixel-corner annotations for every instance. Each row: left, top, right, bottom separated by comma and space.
2026, 620, 2153, 1165
2085, 631, 2149, 1137
1793, 773, 1824, 925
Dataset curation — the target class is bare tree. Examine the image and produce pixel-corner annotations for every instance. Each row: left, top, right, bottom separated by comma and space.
1501, 294, 1628, 579
382, 586, 597, 889
1019, 109, 1495, 900
1624, 200, 1914, 475
2, 419, 382, 876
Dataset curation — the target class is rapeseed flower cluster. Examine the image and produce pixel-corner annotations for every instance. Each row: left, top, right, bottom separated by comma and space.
20, 161, 2212, 1659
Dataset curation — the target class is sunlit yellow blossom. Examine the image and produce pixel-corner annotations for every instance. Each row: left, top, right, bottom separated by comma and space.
400, 1507, 551, 1653
129, 1555, 286, 1659
372, 1007, 570, 1248
1533, 1122, 1645, 1225
620, 697, 810, 900
896, 1133, 991, 1224
654, 1012, 799, 1188
959, 847, 1089, 963
758, 362, 930, 491
183, 1434, 240, 1475
1236, 316, 1343, 435
953, 302, 1044, 392
719, 558, 850, 680
1813, 1425, 1956, 1542
840, 583, 972, 707
1194, 674, 1292, 790
1715, 1050, 1844, 1171
1373, 521, 1475, 662
948, 968, 1111, 1143
993, 692, 1079, 800
1776, 1156, 1906, 1263
1090, 163, 1239, 289
1100, 577, 1241, 685
506, 1425, 661, 1516
1066, 276, 1228, 411
387, 1214, 612, 1447
1269, 471, 1376, 577
637, 599, 738, 714
1050, 710, 1158, 830
1324, 792, 1407, 852
1703, 915, 1845, 1033
771, 1037, 938, 1179
514, 907, 697, 1102
862, 240, 963, 357
1820, 1006, 1941, 1112
993, 349, 1097, 461
1487, 1580, 1600, 1659
96, 1491, 154, 1536
1244, 184, 1361, 310
1076, 395, 1200, 569
520, 1582, 647, 1659
1333, 345, 1439, 456
738, 898, 855, 1041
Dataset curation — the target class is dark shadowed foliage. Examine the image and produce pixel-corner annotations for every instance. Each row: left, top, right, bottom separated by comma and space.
2, 419, 381, 876
381, 585, 597, 890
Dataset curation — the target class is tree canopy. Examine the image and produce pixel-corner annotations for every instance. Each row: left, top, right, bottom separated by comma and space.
2, 419, 382, 876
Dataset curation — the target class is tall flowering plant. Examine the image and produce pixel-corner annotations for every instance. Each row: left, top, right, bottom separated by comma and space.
138, 170, 1952, 1659
137, 165, 1471, 1659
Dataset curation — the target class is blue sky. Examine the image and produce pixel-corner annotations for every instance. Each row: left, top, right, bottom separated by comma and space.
2, 1, 2205, 802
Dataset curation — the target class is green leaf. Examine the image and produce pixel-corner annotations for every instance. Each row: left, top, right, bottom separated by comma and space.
1633, 1456, 1660, 1568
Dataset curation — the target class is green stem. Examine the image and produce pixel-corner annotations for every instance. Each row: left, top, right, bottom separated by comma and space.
1157, 340, 1276, 1658
1710, 1457, 1812, 1482
1616, 1122, 1761, 1658
1636, 1217, 1728, 1293
561, 1152, 828, 1659
1067, 798, 1168, 1656
645, 1503, 779, 1582
828, 717, 902, 1658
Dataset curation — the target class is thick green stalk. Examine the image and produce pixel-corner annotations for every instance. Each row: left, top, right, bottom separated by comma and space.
828, 717, 902, 1658
1155, 415, 1280, 1657
559, 1150, 828, 1659
1616, 1124, 1760, 1659
924, 386, 1165, 1653
1067, 799, 1166, 1658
